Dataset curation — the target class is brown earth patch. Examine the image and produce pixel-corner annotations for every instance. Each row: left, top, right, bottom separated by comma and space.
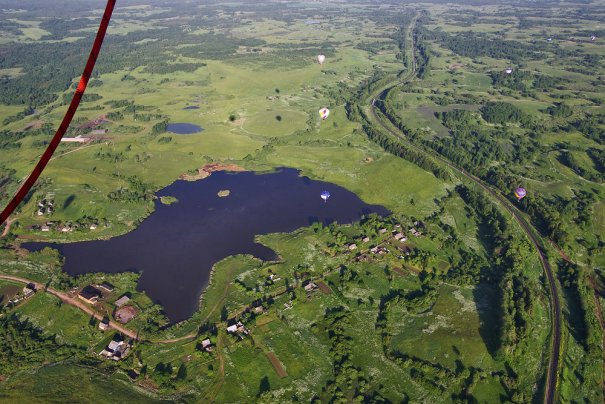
392, 267, 405, 276
449, 63, 466, 69
114, 305, 138, 324
266, 352, 288, 378
316, 281, 332, 294
180, 162, 246, 181
78, 114, 109, 130
22, 120, 44, 131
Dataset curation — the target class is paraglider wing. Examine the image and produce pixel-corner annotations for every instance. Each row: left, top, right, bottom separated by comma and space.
319, 108, 330, 120
514, 187, 527, 201
317, 54, 326, 65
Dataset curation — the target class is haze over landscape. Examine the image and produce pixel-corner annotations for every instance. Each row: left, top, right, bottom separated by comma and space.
0, 0, 604, 402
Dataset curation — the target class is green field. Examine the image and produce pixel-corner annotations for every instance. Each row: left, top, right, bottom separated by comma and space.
0, 0, 604, 402
0, 364, 167, 403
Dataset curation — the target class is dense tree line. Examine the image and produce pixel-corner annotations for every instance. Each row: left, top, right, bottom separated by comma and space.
587, 148, 605, 175
0, 164, 17, 202
456, 184, 536, 358
414, 34, 431, 79
0, 130, 25, 150
557, 260, 602, 354
416, 24, 540, 63
490, 70, 533, 93
0, 313, 83, 375
312, 307, 388, 403
107, 175, 154, 203
546, 102, 573, 118
429, 109, 537, 172
480, 102, 528, 125
361, 118, 449, 180
3, 106, 35, 125
558, 150, 603, 182
571, 114, 605, 144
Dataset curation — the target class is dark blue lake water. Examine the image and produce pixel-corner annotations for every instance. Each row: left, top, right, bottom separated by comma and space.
24, 168, 389, 322
183, 106, 200, 110
166, 122, 203, 134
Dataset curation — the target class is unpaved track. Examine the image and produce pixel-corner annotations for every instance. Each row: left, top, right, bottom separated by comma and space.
0, 274, 138, 340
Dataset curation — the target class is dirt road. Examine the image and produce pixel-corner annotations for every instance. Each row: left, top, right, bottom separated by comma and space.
0, 274, 138, 340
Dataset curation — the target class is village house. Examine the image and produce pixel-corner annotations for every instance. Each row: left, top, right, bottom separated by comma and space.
268, 274, 281, 281
100, 336, 131, 361
201, 339, 213, 352
99, 319, 109, 331
227, 321, 249, 336
22, 283, 36, 299
89, 223, 98, 230
41, 225, 50, 232
393, 232, 404, 240
304, 281, 318, 293
253, 305, 265, 314
78, 285, 103, 304
348, 243, 357, 251
114, 295, 130, 307
379, 228, 387, 234
362, 236, 370, 243
355, 254, 369, 262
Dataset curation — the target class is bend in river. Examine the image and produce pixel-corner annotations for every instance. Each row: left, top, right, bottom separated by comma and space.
24, 168, 389, 322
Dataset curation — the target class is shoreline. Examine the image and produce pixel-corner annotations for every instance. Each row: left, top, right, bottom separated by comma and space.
179, 162, 246, 181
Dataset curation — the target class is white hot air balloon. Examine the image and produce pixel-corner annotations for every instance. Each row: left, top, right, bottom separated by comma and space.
319, 107, 330, 120
317, 54, 326, 65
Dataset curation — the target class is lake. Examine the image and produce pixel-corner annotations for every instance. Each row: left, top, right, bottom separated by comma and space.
24, 168, 389, 322
183, 106, 200, 110
166, 122, 203, 134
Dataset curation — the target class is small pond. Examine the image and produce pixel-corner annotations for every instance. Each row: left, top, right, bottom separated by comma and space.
166, 122, 203, 134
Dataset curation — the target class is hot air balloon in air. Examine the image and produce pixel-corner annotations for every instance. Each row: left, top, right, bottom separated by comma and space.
320, 190, 331, 203
317, 54, 326, 65
514, 187, 527, 201
319, 107, 330, 120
